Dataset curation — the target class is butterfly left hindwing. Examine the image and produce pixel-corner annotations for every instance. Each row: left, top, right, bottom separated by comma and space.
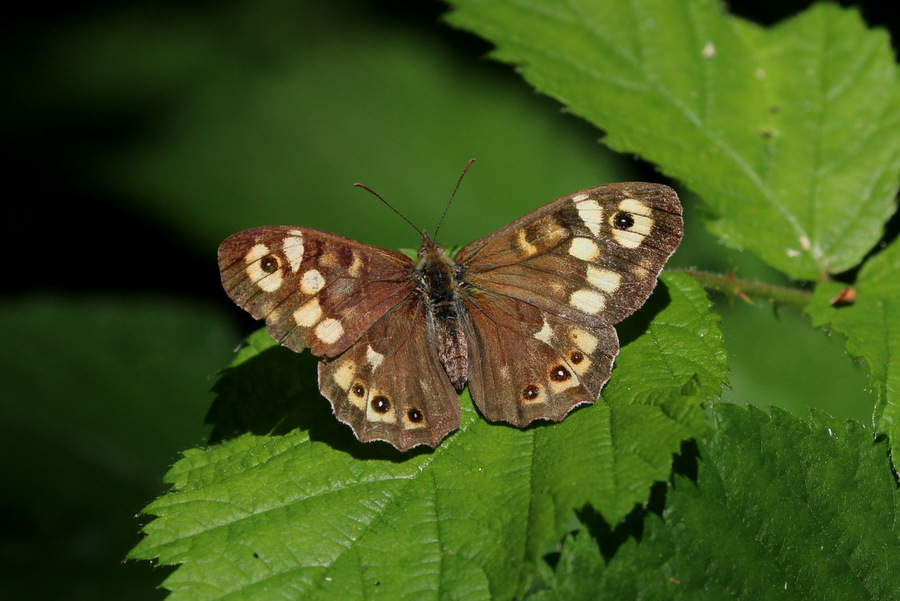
218, 181, 682, 451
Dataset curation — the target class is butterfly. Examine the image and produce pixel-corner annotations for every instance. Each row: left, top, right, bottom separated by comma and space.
218, 181, 682, 451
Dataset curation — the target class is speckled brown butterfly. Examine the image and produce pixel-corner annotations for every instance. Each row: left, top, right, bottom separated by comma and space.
218, 179, 682, 451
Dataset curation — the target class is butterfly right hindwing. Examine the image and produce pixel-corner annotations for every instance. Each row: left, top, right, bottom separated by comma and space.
463, 289, 619, 426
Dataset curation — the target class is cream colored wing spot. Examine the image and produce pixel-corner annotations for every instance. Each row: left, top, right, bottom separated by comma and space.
366, 345, 385, 369
293, 297, 323, 327
332, 359, 356, 392
245, 243, 270, 263
521, 382, 547, 405
575, 198, 604, 237
282, 235, 305, 272
570, 328, 599, 354
348, 376, 367, 410
586, 266, 621, 294
611, 197, 655, 249
517, 229, 539, 256
569, 289, 606, 314
348, 252, 363, 277
251, 267, 284, 292
315, 318, 344, 344
300, 269, 326, 295
571, 193, 589, 202
569, 237, 600, 262
612, 228, 647, 249
366, 392, 397, 423
534, 319, 556, 345
244, 244, 284, 291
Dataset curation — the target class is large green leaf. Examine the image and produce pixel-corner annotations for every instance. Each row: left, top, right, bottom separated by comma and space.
445, 0, 900, 280
807, 239, 900, 459
532, 405, 900, 600
130, 273, 726, 600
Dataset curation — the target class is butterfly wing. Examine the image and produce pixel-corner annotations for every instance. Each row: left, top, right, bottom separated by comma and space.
219, 226, 415, 357
317, 297, 460, 451
456, 182, 683, 426
219, 226, 460, 449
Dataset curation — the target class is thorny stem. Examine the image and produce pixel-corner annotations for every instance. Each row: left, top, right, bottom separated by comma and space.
671, 268, 813, 308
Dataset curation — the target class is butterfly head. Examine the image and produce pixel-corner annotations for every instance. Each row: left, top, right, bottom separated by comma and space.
416, 230, 456, 270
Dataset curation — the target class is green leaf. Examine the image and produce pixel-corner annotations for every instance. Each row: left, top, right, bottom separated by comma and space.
445, 0, 900, 280
130, 274, 725, 600
532, 405, 900, 600
806, 239, 900, 458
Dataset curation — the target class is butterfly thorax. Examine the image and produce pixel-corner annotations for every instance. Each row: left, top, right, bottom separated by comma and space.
415, 232, 469, 389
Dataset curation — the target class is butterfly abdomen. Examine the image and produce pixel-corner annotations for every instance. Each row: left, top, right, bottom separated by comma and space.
416, 237, 469, 389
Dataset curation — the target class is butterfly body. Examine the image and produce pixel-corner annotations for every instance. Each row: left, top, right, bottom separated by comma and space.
415, 233, 469, 388
219, 182, 683, 451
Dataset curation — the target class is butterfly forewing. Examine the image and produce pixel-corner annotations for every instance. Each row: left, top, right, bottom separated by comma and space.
457, 183, 682, 327
218, 226, 415, 356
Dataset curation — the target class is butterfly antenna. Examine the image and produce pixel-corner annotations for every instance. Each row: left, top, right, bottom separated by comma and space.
433, 158, 476, 241
353, 182, 422, 237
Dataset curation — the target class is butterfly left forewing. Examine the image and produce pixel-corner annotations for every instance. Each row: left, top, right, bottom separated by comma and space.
218, 226, 415, 357
457, 182, 682, 426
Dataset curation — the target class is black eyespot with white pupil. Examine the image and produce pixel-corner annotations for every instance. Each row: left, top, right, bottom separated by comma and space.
407, 407, 423, 423
550, 365, 571, 382
260, 255, 280, 273
613, 211, 635, 230
372, 395, 391, 413
352, 383, 365, 397
522, 384, 540, 400
569, 351, 584, 365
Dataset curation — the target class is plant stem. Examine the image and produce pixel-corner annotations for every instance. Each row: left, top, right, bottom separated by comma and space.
671, 269, 813, 308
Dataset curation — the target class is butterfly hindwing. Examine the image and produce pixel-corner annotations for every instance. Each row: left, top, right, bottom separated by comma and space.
317, 297, 460, 451
463, 290, 619, 426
